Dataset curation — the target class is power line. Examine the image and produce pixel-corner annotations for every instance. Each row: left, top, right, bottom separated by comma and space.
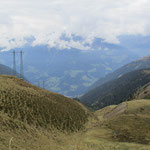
38, 81, 41, 87
10, 50, 24, 79
37, 80, 45, 89
13, 51, 16, 76
20, 51, 24, 79
10, 50, 16, 76
43, 81, 45, 89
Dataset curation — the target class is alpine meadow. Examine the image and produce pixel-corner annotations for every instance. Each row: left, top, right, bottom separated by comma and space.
0, 0, 150, 150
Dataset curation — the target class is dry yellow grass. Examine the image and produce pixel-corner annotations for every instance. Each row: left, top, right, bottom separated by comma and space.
0, 75, 89, 132
0, 76, 150, 149
0, 111, 150, 150
100, 100, 150, 144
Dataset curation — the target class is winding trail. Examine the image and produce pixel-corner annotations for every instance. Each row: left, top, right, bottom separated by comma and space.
104, 102, 128, 119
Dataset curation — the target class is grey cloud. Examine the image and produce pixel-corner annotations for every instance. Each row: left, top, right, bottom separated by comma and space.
0, 0, 150, 50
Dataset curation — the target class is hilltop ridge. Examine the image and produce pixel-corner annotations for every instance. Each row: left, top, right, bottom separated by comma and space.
0, 75, 88, 132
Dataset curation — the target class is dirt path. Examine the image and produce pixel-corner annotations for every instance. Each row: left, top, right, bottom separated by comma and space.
104, 102, 128, 119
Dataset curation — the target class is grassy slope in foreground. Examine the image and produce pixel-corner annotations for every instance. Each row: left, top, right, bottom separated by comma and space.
0, 75, 88, 132
96, 99, 150, 144
1, 111, 150, 150
0, 96, 150, 149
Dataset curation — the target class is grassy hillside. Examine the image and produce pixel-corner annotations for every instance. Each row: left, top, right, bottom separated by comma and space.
88, 55, 150, 91
81, 68, 150, 110
0, 75, 88, 132
0, 75, 150, 149
133, 82, 150, 100
1, 99, 150, 150
97, 100, 150, 144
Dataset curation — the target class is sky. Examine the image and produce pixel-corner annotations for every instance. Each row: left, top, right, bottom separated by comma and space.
0, 0, 150, 50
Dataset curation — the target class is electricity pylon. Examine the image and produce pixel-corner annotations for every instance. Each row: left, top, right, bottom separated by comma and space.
38, 81, 41, 87
43, 81, 45, 89
10, 50, 24, 79
20, 51, 24, 79
10, 50, 17, 76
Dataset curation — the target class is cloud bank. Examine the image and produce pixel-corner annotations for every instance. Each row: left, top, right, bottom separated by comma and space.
0, 0, 150, 50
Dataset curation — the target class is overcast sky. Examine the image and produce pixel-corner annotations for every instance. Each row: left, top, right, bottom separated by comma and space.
0, 0, 150, 50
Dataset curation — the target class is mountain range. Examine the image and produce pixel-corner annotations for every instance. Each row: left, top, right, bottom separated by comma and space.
0, 41, 137, 97
0, 64, 21, 78
87, 55, 150, 91
0, 35, 150, 97
81, 55, 150, 110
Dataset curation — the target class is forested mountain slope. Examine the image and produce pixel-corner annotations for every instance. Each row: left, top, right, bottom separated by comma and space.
81, 68, 150, 110
88, 55, 150, 91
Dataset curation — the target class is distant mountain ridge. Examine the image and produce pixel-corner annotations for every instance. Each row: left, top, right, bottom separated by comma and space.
1, 35, 150, 97
88, 55, 150, 91
0, 63, 27, 80
0, 64, 14, 75
0, 44, 137, 97
80, 67, 150, 110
